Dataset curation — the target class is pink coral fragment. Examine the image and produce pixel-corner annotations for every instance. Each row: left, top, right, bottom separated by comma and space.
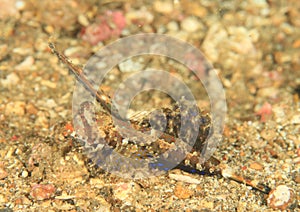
80, 10, 126, 45
256, 102, 272, 122
30, 184, 56, 200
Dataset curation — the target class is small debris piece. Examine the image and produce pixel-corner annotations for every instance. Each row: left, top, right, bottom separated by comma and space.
256, 102, 272, 122
260, 128, 276, 141
199, 200, 214, 209
294, 173, 300, 183
1, 72, 20, 87
14, 196, 32, 206
15, 56, 35, 71
291, 114, 300, 124
249, 162, 263, 171
30, 184, 56, 201
0, 167, 8, 179
169, 173, 201, 184
0, 0, 20, 19
0, 194, 7, 204
25, 103, 39, 115
41, 79, 57, 89
21, 170, 28, 178
153, 0, 173, 14
125, 8, 154, 25
78, 14, 89, 26
267, 185, 295, 210
174, 183, 194, 199
113, 182, 141, 203
55, 191, 76, 200
80, 10, 126, 45
181, 0, 207, 18
62, 123, 74, 137
5, 101, 26, 116
181, 16, 203, 33
292, 39, 300, 48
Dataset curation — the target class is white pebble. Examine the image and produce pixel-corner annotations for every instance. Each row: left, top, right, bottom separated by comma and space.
1, 72, 20, 87
267, 185, 295, 210
15, 0, 25, 10
169, 173, 201, 184
167, 21, 179, 32
153, 1, 173, 14
21, 170, 28, 178
64, 46, 84, 57
78, 14, 89, 27
126, 8, 154, 24
15, 56, 35, 71
181, 16, 203, 33
291, 114, 300, 124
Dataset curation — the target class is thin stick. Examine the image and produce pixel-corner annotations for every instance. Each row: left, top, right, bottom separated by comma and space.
220, 164, 271, 194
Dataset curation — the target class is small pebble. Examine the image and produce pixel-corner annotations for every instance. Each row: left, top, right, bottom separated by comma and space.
45, 99, 57, 108
255, 102, 272, 122
55, 191, 76, 200
292, 39, 300, 48
35, 111, 50, 129
249, 162, 263, 171
0, 168, 8, 180
181, 1, 207, 18
199, 200, 214, 209
78, 14, 89, 27
5, 101, 26, 116
41, 80, 57, 89
272, 105, 285, 123
0, 44, 8, 60
14, 196, 31, 205
44, 25, 54, 34
15, 0, 26, 10
26, 103, 38, 115
293, 157, 300, 164
274, 51, 292, 64
174, 183, 194, 199
248, 28, 260, 42
251, 0, 268, 8
290, 114, 300, 124
181, 16, 203, 33
21, 170, 28, 178
227, 26, 256, 55
280, 23, 294, 35
202, 23, 228, 62
1, 72, 20, 87
89, 178, 105, 188
257, 87, 278, 99
64, 46, 84, 57
12, 47, 32, 55
153, 0, 173, 14
294, 174, 300, 183
0, 194, 7, 204
260, 128, 276, 141
126, 8, 154, 24
169, 173, 201, 184
15, 56, 35, 71
0, 0, 19, 19
113, 182, 141, 203
166, 21, 179, 32
267, 185, 295, 210
30, 184, 56, 201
